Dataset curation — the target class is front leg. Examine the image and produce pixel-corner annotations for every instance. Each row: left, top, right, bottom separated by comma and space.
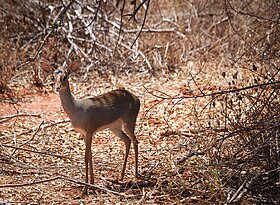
83, 144, 90, 194
83, 133, 94, 194
88, 146, 94, 184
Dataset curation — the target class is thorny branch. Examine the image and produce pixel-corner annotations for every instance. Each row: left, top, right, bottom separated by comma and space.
144, 81, 280, 100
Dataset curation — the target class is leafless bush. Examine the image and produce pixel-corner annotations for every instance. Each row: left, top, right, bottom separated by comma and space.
209, 85, 280, 203
143, 0, 280, 203
212, 1, 280, 203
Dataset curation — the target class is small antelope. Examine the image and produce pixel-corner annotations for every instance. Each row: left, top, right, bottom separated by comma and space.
41, 61, 140, 193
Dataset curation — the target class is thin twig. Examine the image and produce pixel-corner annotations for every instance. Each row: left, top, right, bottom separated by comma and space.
13, 0, 75, 69
58, 175, 127, 196
0, 113, 41, 123
227, 177, 249, 203
5, 119, 70, 139
127, 0, 149, 21
77, 0, 101, 32
113, 0, 126, 56
131, 0, 150, 48
144, 81, 280, 100
109, 30, 152, 70
226, 0, 280, 23
0, 174, 128, 196
1, 144, 70, 159
0, 177, 61, 188
189, 72, 205, 96
19, 120, 45, 147
11, 120, 45, 156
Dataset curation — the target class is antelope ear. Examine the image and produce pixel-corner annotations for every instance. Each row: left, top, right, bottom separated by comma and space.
41, 61, 55, 73
67, 61, 80, 73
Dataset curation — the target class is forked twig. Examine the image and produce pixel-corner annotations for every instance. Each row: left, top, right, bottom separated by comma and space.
19, 120, 45, 147
130, 0, 151, 48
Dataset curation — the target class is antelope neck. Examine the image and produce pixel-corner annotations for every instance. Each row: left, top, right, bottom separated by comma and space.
58, 83, 77, 118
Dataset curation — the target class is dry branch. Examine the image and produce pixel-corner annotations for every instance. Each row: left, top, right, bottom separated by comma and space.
130, 0, 151, 48
144, 81, 280, 100
4, 119, 70, 139
227, 177, 249, 204
13, 0, 75, 69
0, 176, 61, 188
0, 175, 127, 196
58, 175, 128, 196
0, 113, 41, 123
1, 144, 70, 159
18, 120, 44, 147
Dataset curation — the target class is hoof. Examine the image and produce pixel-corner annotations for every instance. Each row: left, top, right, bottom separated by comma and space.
82, 186, 88, 195
136, 173, 145, 179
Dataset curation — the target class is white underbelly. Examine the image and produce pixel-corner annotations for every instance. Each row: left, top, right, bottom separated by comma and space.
72, 118, 123, 136
73, 126, 87, 136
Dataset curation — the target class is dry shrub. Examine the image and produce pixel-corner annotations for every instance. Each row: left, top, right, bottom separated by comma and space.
205, 87, 280, 203
142, 0, 280, 203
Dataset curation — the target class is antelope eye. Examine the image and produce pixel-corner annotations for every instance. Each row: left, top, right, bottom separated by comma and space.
51, 76, 55, 81
63, 75, 68, 81
54, 70, 62, 74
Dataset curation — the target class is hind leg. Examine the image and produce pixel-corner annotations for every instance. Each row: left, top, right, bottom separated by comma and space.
123, 122, 139, 178
110, 128, 131, 180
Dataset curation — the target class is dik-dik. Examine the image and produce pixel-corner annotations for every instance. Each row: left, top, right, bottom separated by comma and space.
41, 61, 140, 193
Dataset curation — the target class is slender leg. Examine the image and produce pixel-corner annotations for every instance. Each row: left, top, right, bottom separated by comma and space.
111, 128, 131, 180
89, 147, 94, 184
83, 133, 93, 194
83, 145, 89, 194
133, 138, 139, 178
123, 123, 139, 178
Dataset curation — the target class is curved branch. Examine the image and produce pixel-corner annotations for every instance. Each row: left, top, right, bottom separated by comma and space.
144, 81, 280, 100
130, 0, 151, 48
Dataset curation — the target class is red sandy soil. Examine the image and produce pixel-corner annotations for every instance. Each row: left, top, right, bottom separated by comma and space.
1, 92, 63, 130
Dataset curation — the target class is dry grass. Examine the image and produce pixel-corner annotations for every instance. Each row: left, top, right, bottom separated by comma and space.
1, 0, 280, 204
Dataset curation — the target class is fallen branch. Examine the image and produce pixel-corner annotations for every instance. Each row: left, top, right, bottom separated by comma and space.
107, 179, 155, 190
0, 175, 127, 196
5, 119, 70, 139
0, 113, 41, 123
227, 177, 250, 204
0, 177, 61, 188
1, 144, 70, 159
17, 120, 45, 147
144, 81, 280, 100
